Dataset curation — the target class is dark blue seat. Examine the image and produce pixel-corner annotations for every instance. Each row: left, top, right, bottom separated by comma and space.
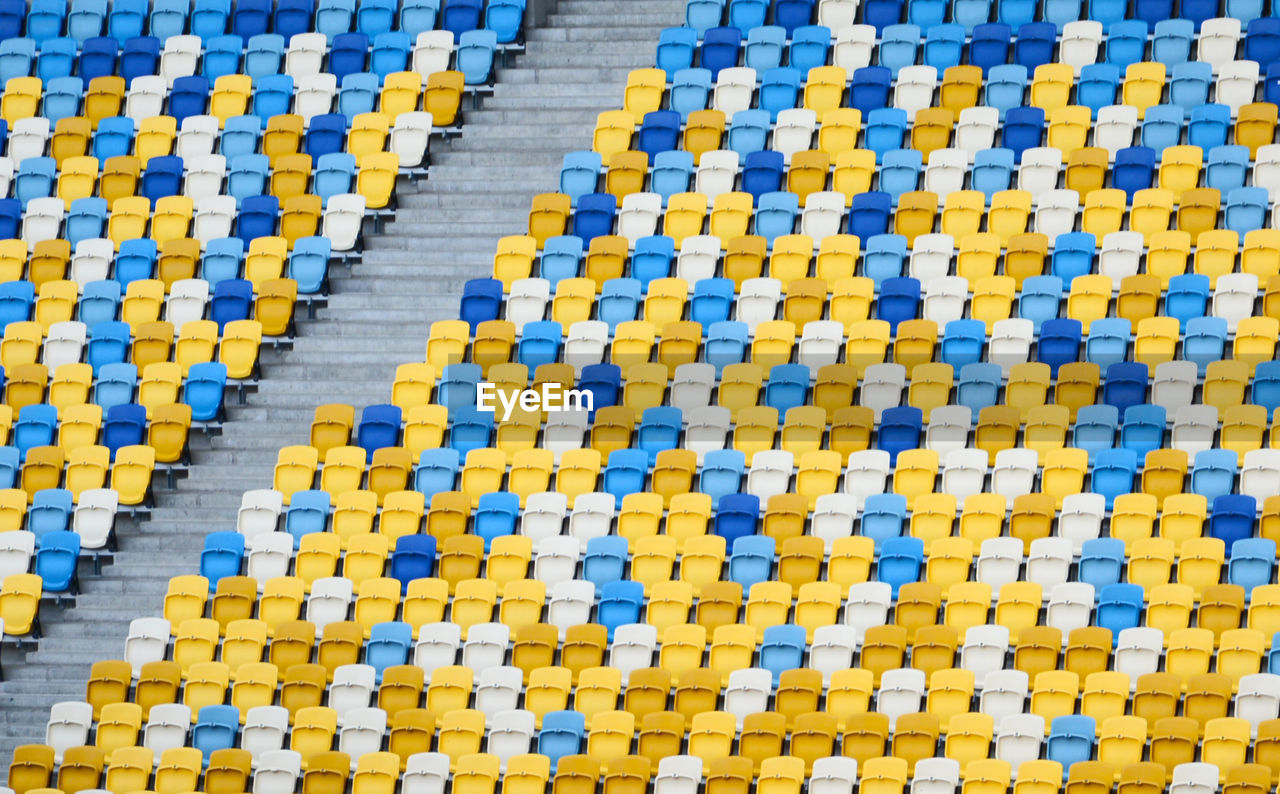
210, 279, 254, 331
458, 278, 503, 331
637, 110, 681, 165
714, 492, 760, 546
1112, 147, 1155, 201
875, 277, 920, 334
849, 66, 891, 115
742, 150, 785, 203
79, 36, 119, 81
864, 0, 903, 32
1210, 495, 1257, 555
329, 31, 370, 81
1036, 318, 1082, 376
1136, 0, 1174, 27
169, 75, 210, 123
578, 363, 620, 417
274, 0, 316, 39
1102, 362, 1149, 414
389, 535, 435, 592
231, 0, 271, 42
305, 114, 348, 160
849, 191, 892, 241
572, 194, 617, 241
140, 155, 184, 208
1001, 106, 1045, 162
877, 406, 922, 465
236, 195, 280, 242
103, 403, 147, 459
0, 198, 17, 241
34, 531, 79, 593
774, 0, 815, 34
968, 23, 1011, 74
700, 26, 742, 77
441, 0, 482, 40
199, 531, 245, 590
356, 404, 401, 461
1013, 22, 1056, 69
121, 37, 160, 84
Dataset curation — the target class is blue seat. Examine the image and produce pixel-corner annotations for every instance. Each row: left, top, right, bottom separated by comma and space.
1056, 234, 1101, 283
656, 26, 698, 79
201, 237, 246, 285
760, 624, 807, 686
516, 320, 562, 369
727, 108, 771, 156
0, 446, 16, 489
1190, 448, 1238, 502
148, 0, 190, 40
396, 0, 442, 39
0, 38, 34, 84
1036, 318, 1082, 376
414, 446, 460, 495
285, 490, 331, 548
66, 198, 108, 249
14, 405, 58, 459
582, 536, 628, 593
1087, 0, 1126, 29
1228, 537, 1275, 596
1253, 360, 1280, 420
651, 151, 694, 203
598, 279, 642, 331
742, 150, 785, 203
865, 108, 909, 163
1205, 145, 1250, 192
115, 238, 158, 285
909, 0, 946, 26
356, 0, 396, 35
0, 198, 18, 241
968, 23, 1011, 74
700, 26, 742, 77
483, 0, 522, 43
0, 281, 33, 328
755, 191, 799, 243
705, 321, 749, 375
1105, 19, 1148, 66
670, 68, 712, 120
1046, 716, 1096, 775
727, 535, 775, 589
596, 580, 644, 641
714, 492, 760, 546
686, 0, 726, 36
540, 236, 583, 287
1073, 404, 1119, 463
1084, 317, 1131, 369
441, 0, 483, 40
728, 0, 768, 28
774, 0, 815, 33
251, 73, 293, 119
850, 66, 892, 115
1267, 62, 1280, 105
984, 64, 1028, 120
202, 33, 242, 78
365, 622, 412, 682
788, 25, 830, 71
34, 531, 79, 593
1091, 447, 1138, 509
107, 0, 147, 40
103, 403, 147, 459
956, 362, 1002, 413
1210, 494, 1257, 555
637, 406, 682, 465
923, 23, 965, 69
1102, 362, 1149, 414
637, 110, 681, 164
1043, 0, 1082, 29
1096, 584, 1144, 644
29, 490, 74, 538
1001, 106, 1045, 162
699, 449, 745, 507
221, 116, 265, 161
1013, 22, 1056, 69
387, 535, 436, 592
577, 363, 620, 416
457, 28, 497, 85
191, 0, 231, 40
538, 711, 586, 774
1120, 404, 1165, 458
1182, 315, 1228, 375
1137, 0, 1175, 27
879, 149, 923, 202
474, 490, 519, 550
243, 35, 285, 83
1229, 0, 1263, 22
877, 24, 920, 76
79, 36, 119, 81
330, 31, 370, 81
313, 152, 356, 206
860, 493, 906, 552
232, 0, 272, 42
875, 277, 920, 334
1169, 61, 1212, 116
877, 406, 923, 466
690, 278, 734, 328
356, 404, 401, 461
315, 0, 355, 40
14, 157, 56, 208
1078, 537, 1126, 590
41, 76, 83, 123
1188, 103, 1231, 151
952, 0, 992, 31
602, 448, 648, 506
743, 24, 786, 71
1152, 18, 1194, 66
1181, 0, 1216, 28
36, 39, 76, 77
759, 66, 802, 120
1015, 275, 1063, 333
971, 148, 1015, 200
1226, 186, 1270, 233
1110, 146, 1156, 202
861, 233, 906, 286
191, 705, 240, 763
183, 362, 227, 422
236, 195, 280, 242
93, 116, 135, 161
864, 0, 903, 33
140, 155, 184, 207
877, 536, 924, 598
92, 362, 137, 408
763, 363, 809, 414
305, 116, 348, 163
572, 193, 616, 241
458, 278, 503, 331
338, 72, 380, 120
939, 319, 986, 369
446, 406, 492, 456
78, 280, 122, 327
210, 279, 254, 330
199, 531, 245, 590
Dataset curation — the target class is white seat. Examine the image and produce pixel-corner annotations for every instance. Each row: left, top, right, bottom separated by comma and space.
1059, 20, 1103, 74
911, 758, 960, 794
1058, 492, 1105, 554
1094, 105, 1140, 157
532, 535, 578, 587
746, 449, 794, 501
413, 621, 462, 675
960, 624, 1011, 686
674, 234, 721, 284
0, 157, 13, 198
1241, 449, 1280, 504
285, 31, 329, 77
246, 531, 293, 586
304, 577, 353, 636
811, 493, 857, 552
1199, 18, 1243, 71
843, 449, 891, 499
654, 756, 703, 794
6, 117, 49, 163
474, 666, 523, 723
563, 319, 607, 374
831, 24, 875, 71
953, 106, 999, 162
859, 362, 906, 420
328, 664, 376, 724
671, 363, 716, 410
926, 405, 972, 457
1017, 147, 1065, 196
993, 711, 1043, 765
506, 278, 550, 333
294, 72, 338, 121
568, 491, 614, 550
41, 321, 86, 372
1114, 627, 1164, 684
800, 191, 846, 239
159, 34, 201, 86
412, 30, 455, 78
1153, 360, 1198, 413
1211, 272, 1259, 332
922, 276, 968, 326
322, 193, 367, 252
893, 65, 937, 121
337, 706, 387, 763
1169, 764, 1220, 794
0, 531, 34, 580
724, 668, 773, 729
876, 667, 927, 729
1045, 581, 1096, 634
608, 623, 658, 685
924, 149, 967, 196
844, 580, 893, 642
941, 448, 987, 500
1216, 59, 1260, 114
1172, 404, 1219, 455
46, 701, 94, 764
772, 108, 817, 162
70, 238, 115, 286
618, 192, 662, 244
1098, 231, 1143, 281
991, 448, 1037, 508
541, 409, 588, 462
988, 318, 1034, 374
485, 709, 536, 769
183, 154, 227, 202
164, 278, 210, 330
974, 539, 1022, 596
401, 752, 450, 794
1235, 673, 1280, 730
521, 492, 568, 544
712, 67, 757, 120
810, 624, 858, 685
811, 757, 859, 794
547, 579, 595, 637
1026, 537, 1074, 593
695, 150, 740, 198
124, 616, 171, 677
125, 74, 168, 121
193, 194, 237, 244
909, 233, 954, 283
241, 705, 289, 761
236, 489, 283, 540
820, 0, 861, 27
982, 672, 1031, 729
735, 277, 782, 328
685, 405, 730, 463
390, 111, 433, 168
460, 622, 509, 671
22, 196, 65, 250
1034, 188, 1080, 239
1255, 144, 1280, 201
142, 703, 191, 754
253, 749, 303, 794
176, 115, 221, 160
73, 488, 118, 551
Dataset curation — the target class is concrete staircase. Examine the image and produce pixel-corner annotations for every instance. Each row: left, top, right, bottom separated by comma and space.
0, 0, 686, 770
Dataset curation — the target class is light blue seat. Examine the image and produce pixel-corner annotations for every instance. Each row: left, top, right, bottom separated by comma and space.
1084, 317, 1131, 369
744, 25, 786, 71
29, 490, 74, 538
754, 191, 799, 243
630, 235, 674, 290
285, 490, 331, 547
788, 25, 831, 72
365, 622, 412, 682
1227, 537, 1275, 597
201, 238, 246, 285
41, 76, 83, 123
878, 24, 922, 76
686, 0, 727, 36
727, 108, 771, 156
1225, 186, 1269, 233
1079, 537, 1126, 590
690, 278, 734, 329
0, 447, 16, 489
1164, 273, 1209, 330
68, 0, 109, 41
705, 320, 749, 374
602, 448, 648, 506
1189, 103, 1231, 151
699, 448, 745, 507
1104, 19, 1147, 66
316, 0, 356, 40
637, 405, 682, 465
861, 493, 907, 552
539, 236, 583, 287
1017, 275, 1063, 333
1190, 448, 1237, 502
338, 72, 380, 121
1046, 716, 1096, 776
1120, 404, 1165, 459
191, 705, 240, 763
1182, 315, 1228, 375
1095, 585, 1144, 645
149, 0, 191, 40
864, 108, 909, 163
939, 319, 986, 370
670, 67, 713, 119
956, 362, 1002, 413
251, 73, 294, 120
922, 23, 965, 69
595, 581, 644, 642
191, 0, 231, 41
14, 405, 58, 459
861, 234, 907, 287
764, 363, 810, 415
1153, 18, 1194, 66
220, 115, 263, 161
1077, 63, 1120, 117
598, 279, 640, 331
1140, 104, 1185, 151
760, 624, 807, 686
66, 197, 108, 248
1073, 404, 1119, 463
1091, 447, 1138, 509
1170, 60, 1212, 115
727, 535, 775, 589
34, 531, 79, 592
78, 280, 121, 327
650, 150, 694, 204
245, 33, 286, 81
971, 148, 1014, 201
203, 34, 243, 78
984, 64, 1028, 120
878, 148, 923, 202
227, 154, 270, 206
456, 28, 497, 85
656, 26, 698, 79
1049, 232, 1096, 282
877, 536, 924, 598
0, 38, 34, 84
93, 116, 136, 160
1205, 145, 1250, 192
413, 448, 459, 496
758, 66, 802, 120
313, 153, 356, 206
729, 0, 769, 29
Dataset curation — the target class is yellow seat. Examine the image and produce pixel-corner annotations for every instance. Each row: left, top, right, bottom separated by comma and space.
988, 190, 1032, 245
623, 68, 665, 123
683, 109, 725, 164
210, 74, 252, 125
1046, 106, 1092, 155
803, 65, 847, 120
1, 76, 41, 122
1031, 63, 1075, 113
136, 114, 178, 163
709, 192, 754, 240
84, 76, 125, 127
1122, 62, 1166, 118
593, 110, 635, 166
833, 149, 876, 206
1080, 188, 1125, 240
1133, 316, 1180, 367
